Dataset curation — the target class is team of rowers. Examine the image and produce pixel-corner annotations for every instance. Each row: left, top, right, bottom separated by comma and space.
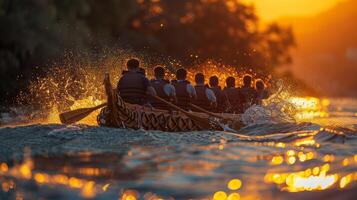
117, 58, 269, 113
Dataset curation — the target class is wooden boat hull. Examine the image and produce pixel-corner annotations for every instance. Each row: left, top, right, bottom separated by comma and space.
97, 74, 243, 132
97, 102, 204, 131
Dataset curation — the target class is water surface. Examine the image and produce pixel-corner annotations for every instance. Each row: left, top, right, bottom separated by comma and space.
0, 98, 357, 200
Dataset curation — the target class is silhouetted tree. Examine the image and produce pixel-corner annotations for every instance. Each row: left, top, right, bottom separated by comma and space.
0, 0, 295, 104
127, 0, 295, 70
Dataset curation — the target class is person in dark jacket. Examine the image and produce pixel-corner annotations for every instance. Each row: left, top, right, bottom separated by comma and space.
138, 67, 146, 76
239, 75, 258, 109
209, 75, 225, 112
117, 58, 156, 105
223, 76, 245, 113
255, 80, 269, 105
193, 73, 217, 111
150, 66, 176, 110
171, 68, 196, 110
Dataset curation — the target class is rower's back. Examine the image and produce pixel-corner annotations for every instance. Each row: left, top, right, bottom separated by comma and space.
255, 80, 269, 105
209, 76, 225, 112
117, 59, 150, 105
150, 66, 174, 110
172, 68, 194, 110
240, 75, 258, 109
194, 85, 211, 110
193, 73, 213, 111
223, 76, 245, 113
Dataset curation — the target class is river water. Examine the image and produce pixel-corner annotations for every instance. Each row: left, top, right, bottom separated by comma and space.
0, 97, 357, 200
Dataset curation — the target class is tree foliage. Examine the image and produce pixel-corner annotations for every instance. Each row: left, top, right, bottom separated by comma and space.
0, 0, 295, 103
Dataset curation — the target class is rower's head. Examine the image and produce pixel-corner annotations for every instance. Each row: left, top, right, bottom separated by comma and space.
209, 76, 219, 87
256, 80, 265, 90
195, 73, 205, 85
243, 75, 252, 87
127, 58, 140, 71
176, 68, 187, 80
154, 66, 165, 79
226, 76, 236, 88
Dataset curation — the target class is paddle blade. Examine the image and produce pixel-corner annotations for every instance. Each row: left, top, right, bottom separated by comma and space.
59, 108, 94, 124
59, 103, 107, 124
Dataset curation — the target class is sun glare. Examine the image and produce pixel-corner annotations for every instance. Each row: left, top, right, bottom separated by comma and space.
242, 0, 347, 21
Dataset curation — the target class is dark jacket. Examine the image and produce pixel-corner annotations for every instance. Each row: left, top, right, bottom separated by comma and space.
117, 71, 148, 105
193, 85, 211, 111
240, 86, 258, 108
223, 87, 245, 113
257, 89, 269, 99
256, 89, 269, 105
172, 80, 191, 110
150, 79, 171, 110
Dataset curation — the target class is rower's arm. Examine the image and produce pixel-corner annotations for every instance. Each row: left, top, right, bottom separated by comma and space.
146, 86, 157, 96
187, 84, 197, 99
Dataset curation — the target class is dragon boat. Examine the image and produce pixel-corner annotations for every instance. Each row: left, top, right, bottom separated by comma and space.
96, 74, 243, 132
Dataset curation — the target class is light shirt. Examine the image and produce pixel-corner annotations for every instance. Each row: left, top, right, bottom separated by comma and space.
196, 83, 217, 103
153, 78, 176, 97
163, 84, 176, 97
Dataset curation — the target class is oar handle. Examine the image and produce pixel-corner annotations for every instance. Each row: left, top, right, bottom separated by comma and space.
189, 103, 223, 119
151, 95, 190, 116
151, 95, 212, 129
93, 102, 108, 110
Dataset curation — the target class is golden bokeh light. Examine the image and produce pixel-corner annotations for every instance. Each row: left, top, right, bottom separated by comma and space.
271, 155, 284, 165
340, 174, 353, 189
213, 191, 227, 200
265, 164, 339, 192
289, 97, 330, 121
264, 153, 357, 193
227, 192, 241, 200
227, 179, 242, 190
342, 158, 350, 166
323, 155, 335, 163
102, 183, 110, 191
287, 156, 296, 165
0, 162, 8, 173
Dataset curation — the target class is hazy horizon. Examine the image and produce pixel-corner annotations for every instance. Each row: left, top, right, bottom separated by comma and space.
248, 0, 357, 97
244, 0, 347, 21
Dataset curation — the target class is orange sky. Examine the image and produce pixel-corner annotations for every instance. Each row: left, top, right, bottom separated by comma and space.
243, 0, 357, 96
242, 0, 347, 20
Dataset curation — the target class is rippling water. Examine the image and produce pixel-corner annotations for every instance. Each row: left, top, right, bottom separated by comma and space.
0, 98, 357, 200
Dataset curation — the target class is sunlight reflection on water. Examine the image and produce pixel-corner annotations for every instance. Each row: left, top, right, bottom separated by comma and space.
1, 130, 357, 200
2, 92, 357, 199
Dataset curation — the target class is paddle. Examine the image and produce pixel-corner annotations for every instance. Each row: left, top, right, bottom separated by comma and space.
59, 103, 107, 124
189, 103, 224, 119
189, 102, 243, 129
151, 95, 212, 129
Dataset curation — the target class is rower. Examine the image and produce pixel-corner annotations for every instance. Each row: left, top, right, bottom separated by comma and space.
117, 58, 156, 105
150, 66, 177, 110
223, 76, 245, 113
171, 68, 196, 110
239, 75, 258, 109
193, 73, 217, 111
139, 67, 146, 75
209, 75, 225, 112
255, 80, 269, 105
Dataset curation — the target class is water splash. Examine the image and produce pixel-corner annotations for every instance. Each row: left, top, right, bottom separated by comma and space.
241, 81, 330, 126
0, 50, 331, 128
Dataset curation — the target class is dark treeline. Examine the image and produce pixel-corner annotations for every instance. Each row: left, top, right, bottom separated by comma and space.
0, 0, 295, 104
